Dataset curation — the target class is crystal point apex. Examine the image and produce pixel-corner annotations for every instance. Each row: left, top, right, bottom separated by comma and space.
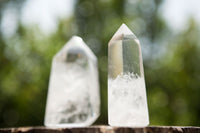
109, 23, 136, 44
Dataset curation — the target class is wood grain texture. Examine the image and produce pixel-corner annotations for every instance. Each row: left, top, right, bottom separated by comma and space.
0, 126, 200, 133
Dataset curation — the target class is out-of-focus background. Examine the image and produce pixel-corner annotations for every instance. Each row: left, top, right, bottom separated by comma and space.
0, 0, 200, 127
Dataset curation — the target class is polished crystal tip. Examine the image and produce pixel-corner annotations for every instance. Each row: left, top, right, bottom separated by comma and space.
44, 36, 100, 127
108, 24, 149, 127
109, 23, 137, 43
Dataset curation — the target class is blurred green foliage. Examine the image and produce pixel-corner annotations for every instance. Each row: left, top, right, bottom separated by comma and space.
0, 0, 200, 127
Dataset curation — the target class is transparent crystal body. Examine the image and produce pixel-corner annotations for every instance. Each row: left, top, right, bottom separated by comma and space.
108, 24, 149, 127
44, 36, 100, 127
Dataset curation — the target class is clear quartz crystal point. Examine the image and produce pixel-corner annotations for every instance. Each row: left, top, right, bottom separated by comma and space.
108, 24, 149, 127
44, 36, 100, 127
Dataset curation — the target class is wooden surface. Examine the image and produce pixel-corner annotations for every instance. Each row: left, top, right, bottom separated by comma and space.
0, 126, 200, 133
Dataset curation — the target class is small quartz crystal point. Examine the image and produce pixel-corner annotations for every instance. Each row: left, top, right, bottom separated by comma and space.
44, 36, 100, 127
108, 24, 149, 127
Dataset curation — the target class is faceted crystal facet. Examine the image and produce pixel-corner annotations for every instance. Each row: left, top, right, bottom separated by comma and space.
108, 24, 149, 127
45, 36, 100, 127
